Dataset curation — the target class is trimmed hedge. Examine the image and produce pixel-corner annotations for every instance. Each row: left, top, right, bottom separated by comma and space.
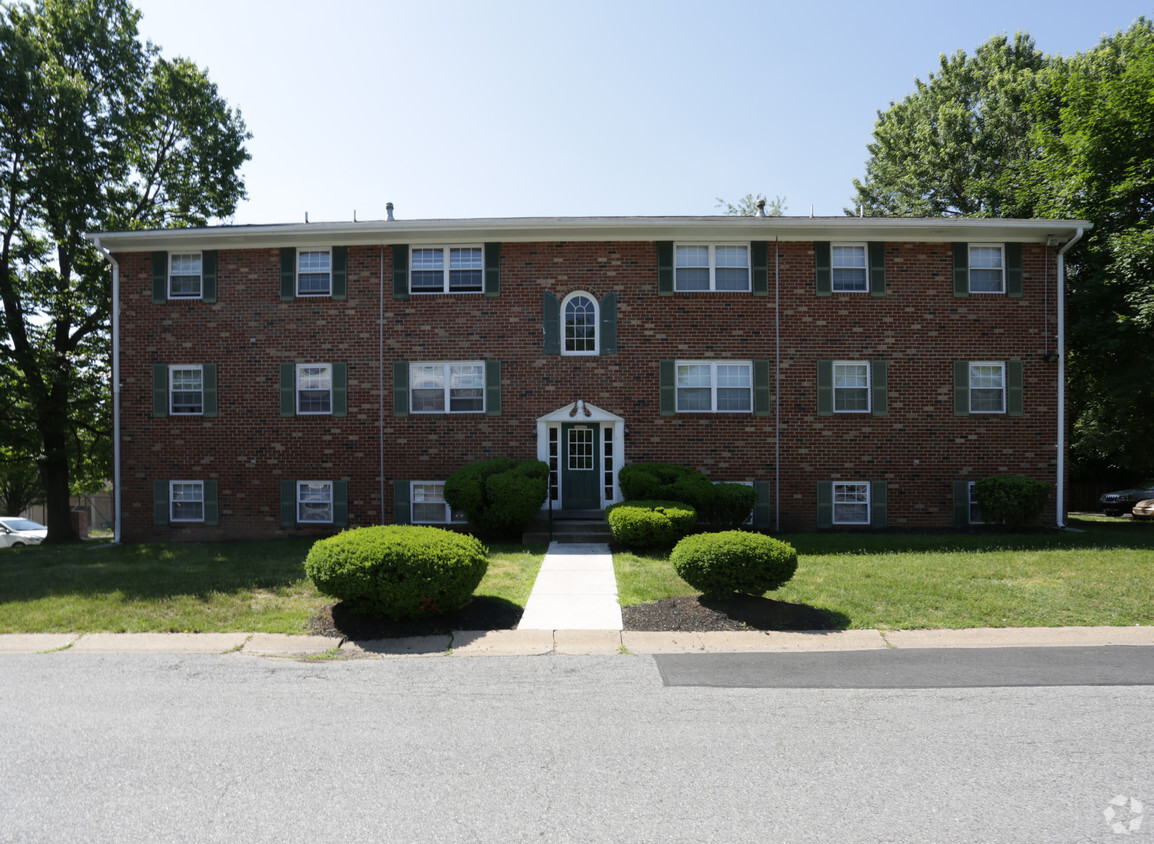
670, 531, 798, 598
606, 500, 697, 550
443, 457, 549, 540
304, 525, 488, 619
618, 463, 716, 517
974, 475, 1050, 526
711, 482, 758, 528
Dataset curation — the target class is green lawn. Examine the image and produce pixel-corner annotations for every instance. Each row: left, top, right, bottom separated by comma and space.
616, 514, 1154, 629
0, 539, 545, 634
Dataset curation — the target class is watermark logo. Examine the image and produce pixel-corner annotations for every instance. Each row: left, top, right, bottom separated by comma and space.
1105, 795, 1144, 835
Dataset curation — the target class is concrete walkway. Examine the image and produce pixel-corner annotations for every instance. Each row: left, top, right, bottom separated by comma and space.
516, 541, 623, 631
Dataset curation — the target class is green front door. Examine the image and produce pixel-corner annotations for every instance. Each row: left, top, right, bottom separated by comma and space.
561, 423, 599, 509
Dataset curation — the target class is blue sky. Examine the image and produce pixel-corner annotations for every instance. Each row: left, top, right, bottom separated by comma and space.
132, 0, 1146, 224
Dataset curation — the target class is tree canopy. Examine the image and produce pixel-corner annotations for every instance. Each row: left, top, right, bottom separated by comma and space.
0, 0, 250, 539
716, 193, 787, 216
850, 19, 1154, 477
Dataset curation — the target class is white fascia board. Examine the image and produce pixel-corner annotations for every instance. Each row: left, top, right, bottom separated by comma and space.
84, 216, 1093, 253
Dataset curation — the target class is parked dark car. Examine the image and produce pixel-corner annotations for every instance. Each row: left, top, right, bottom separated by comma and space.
1100, 481, 1154, 517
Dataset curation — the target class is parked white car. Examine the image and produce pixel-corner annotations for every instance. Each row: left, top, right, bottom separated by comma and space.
0, 517, 48, 547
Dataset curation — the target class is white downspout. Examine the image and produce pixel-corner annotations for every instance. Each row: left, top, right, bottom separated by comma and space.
1056, 227, 1084, 529
93, 237, 122, 544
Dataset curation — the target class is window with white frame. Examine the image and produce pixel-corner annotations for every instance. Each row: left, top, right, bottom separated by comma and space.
297, 481, 333, 523
675, 244, 750, 292
969, 362, 1005, 413
410, 246, 483, 293
170, 481, 204, 522
411, 481, 465, 524
169, 365, 204, 415
676, 361, 752, 412
831, 243, 868, 292
833, 362, 870, 412
296, 364, 332, 414
562, 291, 598, 355
410, 362, 484, 413
169, 253, 202, 298
833, 482, 870, 524
297, 249, 332, 296
969, 244, 1004, 293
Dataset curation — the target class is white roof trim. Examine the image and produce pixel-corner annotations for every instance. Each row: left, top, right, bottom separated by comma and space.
537, 400, 623, 424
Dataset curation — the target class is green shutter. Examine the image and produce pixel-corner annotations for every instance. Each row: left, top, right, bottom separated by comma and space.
954, 361, 971, 416
331, 362, 347, 417
868, 242, 886, 297
202, 363, 218, 418
153, 364, 168, 418
814, 242, 831, 296
280, 248, 296, 301
333, 480, 348, 527
485, 360, 501, 416
154, 479, 169, 525
657, 241, 673, 296
871, 360, 888, 417
1007, 360, 1024, 416
870, 481, 888, 529
659, 360, 676, 416
392, 245, 408, 299
281, 480, 296, 527
754, 360, 771, 417
203, 480, 219, 526
953, 243, 970, 297
543, 291, 560, 354
1005, 243, 1022, 298
393, 480, 411, 525
152, 251, 167, 303
600, 291, 617, 355
751, 241, 768, 297
202, 250, 218, 303
331, 246, 347, 300
484, 242, 500, 297
393, 362, 409, 417
816, 482, 833, 529
953, 480, 971, 529
280, 363, 295, 417
816, 360, 833, 416
753, 480, 771, 530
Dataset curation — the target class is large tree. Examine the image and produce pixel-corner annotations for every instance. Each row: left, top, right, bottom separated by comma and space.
850, 20, 1154, 477
0, 0, 250, 540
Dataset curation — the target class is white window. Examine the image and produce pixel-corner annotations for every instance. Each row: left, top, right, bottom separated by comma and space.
676, 361, 752, 412
675, 244, 750, 292
169, 365, 203, 415
562, 291, 598, 355
833, 482, 870, 525
833, 362, 870, 413
969, 363, 1005, 413
411, 482, 465, 524
831, 243, 868, 292
169, 253, 202, 298
170, 481, 204, 522
969, 244, 1004, 293
296, 364, 332, 414
968, 481, 984, 525
410, 362, 484, 413
297, 481, 333, 523
410, 246, 484, 293
297, 249, 331, 296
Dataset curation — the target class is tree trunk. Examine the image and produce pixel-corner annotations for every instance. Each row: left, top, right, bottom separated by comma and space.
38, 426, 79, 544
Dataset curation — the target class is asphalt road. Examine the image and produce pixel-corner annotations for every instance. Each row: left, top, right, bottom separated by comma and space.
2, 651, 1152, 843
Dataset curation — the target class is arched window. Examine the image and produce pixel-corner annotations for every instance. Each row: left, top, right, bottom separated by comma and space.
562, 291, 598, 355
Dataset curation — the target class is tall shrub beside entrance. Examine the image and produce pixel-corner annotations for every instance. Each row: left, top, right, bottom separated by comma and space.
443, 458, 549, 540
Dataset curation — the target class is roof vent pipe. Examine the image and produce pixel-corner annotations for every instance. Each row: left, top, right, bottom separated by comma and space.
754, 199, 766, 217
386, 202, 395, 222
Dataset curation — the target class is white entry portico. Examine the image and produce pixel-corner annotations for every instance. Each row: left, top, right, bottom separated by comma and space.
536, 401, 624, 510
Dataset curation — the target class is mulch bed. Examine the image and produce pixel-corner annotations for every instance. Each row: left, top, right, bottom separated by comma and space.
308, 594, 838, 639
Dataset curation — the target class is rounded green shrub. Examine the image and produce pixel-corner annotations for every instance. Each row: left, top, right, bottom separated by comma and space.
973, 475, 1050, 526
618, 463, 717, 516
605, 500, 697, 550
443, 458, 549, 540
711, 482, 758, 527
670, 531, 798, 598
304, 525, 488, 619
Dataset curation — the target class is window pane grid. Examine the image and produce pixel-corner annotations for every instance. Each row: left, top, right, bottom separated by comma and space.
411, 362, 484, 414
411, 247, 484, 293
548, 428, 559, 501
568, 428, 593, 471
170, 482, 204, 522
676, 362, 753, 413
297, 482, 332, 523
969, 364, 1005, 413
564, 294, 597, 353
169, 253, 202, 297
298, 251, 331, 295
832, 244, 867, 292
969, 246, 1004, 292
412, 482, 450, 524
297, 365, 332, 414
170, 367, 203, 414
833, 482, 869, 524
675, 244, 749, 291
834, 363, 870, 412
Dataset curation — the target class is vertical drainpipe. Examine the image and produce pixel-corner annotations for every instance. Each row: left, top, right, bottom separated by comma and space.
379, 246, 386, 524
1055, 227, 1084, 528
774, 237, 780, 533
93, 237, 122, 544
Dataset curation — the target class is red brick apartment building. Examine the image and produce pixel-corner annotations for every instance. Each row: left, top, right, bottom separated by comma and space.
88, 213, 1088, 541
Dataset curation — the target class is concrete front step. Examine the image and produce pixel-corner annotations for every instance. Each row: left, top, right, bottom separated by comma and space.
523, 510, 612, 544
